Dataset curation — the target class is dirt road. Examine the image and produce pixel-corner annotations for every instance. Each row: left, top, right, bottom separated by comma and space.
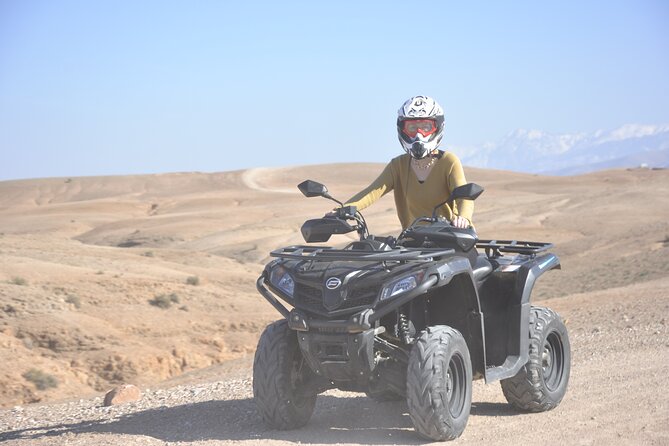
2, 277, 667, 445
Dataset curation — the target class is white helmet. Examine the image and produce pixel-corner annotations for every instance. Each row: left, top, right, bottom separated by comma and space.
397, 95, 445, 159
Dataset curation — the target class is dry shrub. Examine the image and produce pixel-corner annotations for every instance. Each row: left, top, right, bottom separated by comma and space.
23, 369, 58, 390
10, 276, 27, 286
149, 293, 179, 309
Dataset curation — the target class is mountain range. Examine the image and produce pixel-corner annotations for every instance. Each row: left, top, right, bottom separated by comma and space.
456, 123, 669, 175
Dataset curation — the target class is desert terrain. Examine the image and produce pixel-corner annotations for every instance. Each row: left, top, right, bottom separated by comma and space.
0, 163, 668, 445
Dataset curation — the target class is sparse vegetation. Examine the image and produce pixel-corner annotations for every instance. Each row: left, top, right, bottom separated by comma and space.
10, 276, 27, 286
21, 337, 34, 349
142, 251, 155, 257
186, 276, 200, 286
65, 294, 82, 309
23, 368, 58, 390
96, 270, 104, 275
149, 293, 180, 309
3, 304, 17, 314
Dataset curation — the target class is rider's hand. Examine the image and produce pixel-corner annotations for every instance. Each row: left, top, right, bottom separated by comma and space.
451, 215, 470, 228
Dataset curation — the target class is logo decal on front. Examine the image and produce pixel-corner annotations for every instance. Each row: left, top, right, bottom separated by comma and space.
325, 277, 342, 290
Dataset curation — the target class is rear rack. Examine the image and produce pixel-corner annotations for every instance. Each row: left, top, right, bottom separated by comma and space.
270, 245, 455, 263
476, 239, 553, 258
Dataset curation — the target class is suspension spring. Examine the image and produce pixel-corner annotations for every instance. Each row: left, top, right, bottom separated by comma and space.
398, 312, 412, 345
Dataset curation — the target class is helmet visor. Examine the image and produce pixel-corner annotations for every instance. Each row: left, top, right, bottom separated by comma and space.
401, 119, 437, 138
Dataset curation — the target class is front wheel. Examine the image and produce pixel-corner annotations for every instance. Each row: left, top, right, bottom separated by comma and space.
253, 320, 317, 429
406, 326, 472, 441
501, 306, 571, 412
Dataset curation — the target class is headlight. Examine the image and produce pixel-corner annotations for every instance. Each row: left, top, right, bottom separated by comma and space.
380, 271, 425, 301
269, 266, 295, 297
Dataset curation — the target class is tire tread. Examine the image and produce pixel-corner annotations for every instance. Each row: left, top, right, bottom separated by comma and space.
406, 326, 472, 441
501, 306, 570, 412
253, 320, 316, 429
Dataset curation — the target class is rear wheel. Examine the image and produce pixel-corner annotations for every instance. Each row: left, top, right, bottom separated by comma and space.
253, 320, 317, 429
406, 326, 472, 441
501, 306, 571, 412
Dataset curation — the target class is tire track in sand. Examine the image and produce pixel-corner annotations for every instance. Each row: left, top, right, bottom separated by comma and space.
241, 168, 298, 194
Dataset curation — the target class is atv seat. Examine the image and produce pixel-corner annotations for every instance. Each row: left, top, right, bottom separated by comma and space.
345, 239, 391, 252
472, 255, 493, 282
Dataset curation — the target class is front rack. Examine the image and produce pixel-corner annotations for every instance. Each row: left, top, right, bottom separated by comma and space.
476, 239, 553, 258
270, 245, 455, 263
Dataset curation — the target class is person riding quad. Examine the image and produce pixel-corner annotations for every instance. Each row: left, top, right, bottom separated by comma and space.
340, 95, 473, 229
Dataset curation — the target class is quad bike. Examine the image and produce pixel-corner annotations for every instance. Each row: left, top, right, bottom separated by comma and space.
253, 180, 570, 441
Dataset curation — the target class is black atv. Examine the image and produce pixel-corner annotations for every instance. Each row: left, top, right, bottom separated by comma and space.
253, 180, 570, 441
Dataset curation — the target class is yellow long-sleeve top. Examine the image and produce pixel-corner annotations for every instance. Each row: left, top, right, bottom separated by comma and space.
344, 151, 473, 229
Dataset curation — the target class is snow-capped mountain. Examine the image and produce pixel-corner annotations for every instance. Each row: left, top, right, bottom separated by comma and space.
456, 124, 669, 175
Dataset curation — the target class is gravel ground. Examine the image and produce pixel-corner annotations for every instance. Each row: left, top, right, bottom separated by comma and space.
2, 278, 668, 446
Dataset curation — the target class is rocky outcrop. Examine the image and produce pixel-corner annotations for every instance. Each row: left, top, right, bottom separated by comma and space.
103, 384, 142, 406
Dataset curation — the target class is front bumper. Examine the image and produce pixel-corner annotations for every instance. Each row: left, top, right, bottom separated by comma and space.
256, 274, 439, 333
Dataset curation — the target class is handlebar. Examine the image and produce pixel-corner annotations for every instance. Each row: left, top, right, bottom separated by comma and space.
324, 206, 369, 241
411, 216, 440, 226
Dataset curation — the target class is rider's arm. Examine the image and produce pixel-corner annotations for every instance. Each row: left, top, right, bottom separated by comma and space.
343, 162, 395, 211
447, 154, 474, 226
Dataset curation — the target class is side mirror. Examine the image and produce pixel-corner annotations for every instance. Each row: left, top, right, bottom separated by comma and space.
298, 180, 329, 198
297, 180, 343, 206
450, 183, 484, 201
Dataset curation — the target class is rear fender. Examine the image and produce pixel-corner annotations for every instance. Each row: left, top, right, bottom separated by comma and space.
482, 253, 561, 383
520, 253, 561, 305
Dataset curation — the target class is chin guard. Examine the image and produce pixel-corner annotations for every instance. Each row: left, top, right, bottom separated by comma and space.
410, 143, 428, 159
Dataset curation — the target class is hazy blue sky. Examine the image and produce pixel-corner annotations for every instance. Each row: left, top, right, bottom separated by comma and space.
1, 1, 668, 180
